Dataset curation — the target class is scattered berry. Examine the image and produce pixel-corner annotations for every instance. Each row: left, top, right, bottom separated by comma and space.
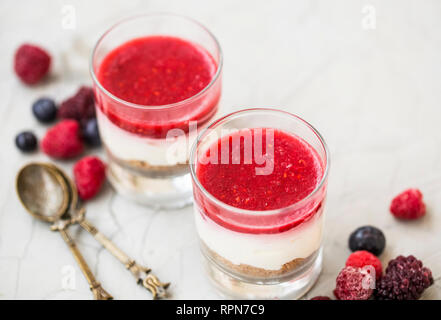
82, 118, 101, 147
349, 225, 386, 256
310, 296, 331, 300
376, 255, 433, 300
58, 86, 95, 124
346, 250, 382, 280
41, 120, 83, 159
32, 98, 57, 123
14, 44, 51, 85
390, 189, 426, 220
73, 156, 106, 200
333, 266, 374, 300
15, 131, 37, 152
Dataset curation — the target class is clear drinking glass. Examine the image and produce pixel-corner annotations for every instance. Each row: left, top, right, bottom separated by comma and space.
91, 13, 222, 209
190, 109, 329, 299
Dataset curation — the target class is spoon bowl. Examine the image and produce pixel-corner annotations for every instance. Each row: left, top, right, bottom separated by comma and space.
44, 163, 79, 214
16, 163, 69, 223
16, 162, 112, 300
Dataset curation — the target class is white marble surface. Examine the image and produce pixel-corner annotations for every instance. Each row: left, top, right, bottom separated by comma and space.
1, 0, 440, 299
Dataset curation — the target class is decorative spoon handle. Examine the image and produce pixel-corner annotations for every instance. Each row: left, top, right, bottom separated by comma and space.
77, 218, 169, 299
58, 229, 113, 300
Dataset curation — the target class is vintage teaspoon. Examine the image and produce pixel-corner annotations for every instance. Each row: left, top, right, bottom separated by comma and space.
16, 163, 113, 300
45, 163, 170, 299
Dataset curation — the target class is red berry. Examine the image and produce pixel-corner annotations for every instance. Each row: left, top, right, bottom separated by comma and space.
58, 86, 96, 124
73, 156, 106, 200
346, 250, 382, 280
390, 188, 426, 220
14, 44, 51, 85
334, 266, 374, 300
41, 120, 83, 159
310, 296, 331, 300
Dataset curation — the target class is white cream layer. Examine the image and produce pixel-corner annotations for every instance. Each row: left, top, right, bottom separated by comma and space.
96, 108, 192, 166
194, 206, 324, 271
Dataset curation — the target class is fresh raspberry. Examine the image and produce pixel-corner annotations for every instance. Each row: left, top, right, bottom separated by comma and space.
376, 255, 433, 300
390, 188, 426, 220
310, 296, 331, 300
14, 44, 51, 85
73, 156, 106, 200
333, 266, 374, 300
346, 250, 383, 280
41, 120, 83, 159
58, 86, 96, 124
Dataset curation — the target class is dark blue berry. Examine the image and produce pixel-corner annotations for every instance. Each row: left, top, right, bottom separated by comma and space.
32, 98, 57, 123
349, 225, 386, 256
82, 118, 101, 147
15, 131, 37, 152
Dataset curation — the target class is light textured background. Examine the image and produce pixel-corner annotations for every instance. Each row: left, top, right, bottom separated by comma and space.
0, 0, 440, 299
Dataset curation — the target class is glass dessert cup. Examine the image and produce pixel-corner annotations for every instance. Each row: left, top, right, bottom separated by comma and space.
91, 13, 222, 209
190, 109, 329, 299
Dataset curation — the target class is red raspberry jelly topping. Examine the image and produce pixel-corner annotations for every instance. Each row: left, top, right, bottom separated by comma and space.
195, 128, 324, 234
97, 36, 219, 138
99, 36, 216, 106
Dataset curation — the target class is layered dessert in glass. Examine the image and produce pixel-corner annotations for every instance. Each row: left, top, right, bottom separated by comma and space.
190, 109, 329, 299
91, 14, 222, 208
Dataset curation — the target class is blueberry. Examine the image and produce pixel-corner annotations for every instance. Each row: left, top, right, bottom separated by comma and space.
82, 118, 101, 147
349, 226, 386, 256
32, 98, 57, 123
15, 131, 37, 152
